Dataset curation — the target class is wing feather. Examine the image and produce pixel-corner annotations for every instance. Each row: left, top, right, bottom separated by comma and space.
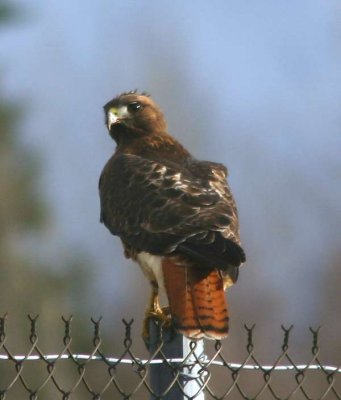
99, 154, 245, 271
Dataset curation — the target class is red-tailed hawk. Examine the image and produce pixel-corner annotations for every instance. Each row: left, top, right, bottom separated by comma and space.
99, 91, 245, 340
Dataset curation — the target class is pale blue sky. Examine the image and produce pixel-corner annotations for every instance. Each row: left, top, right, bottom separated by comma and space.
1, 0, 340, 357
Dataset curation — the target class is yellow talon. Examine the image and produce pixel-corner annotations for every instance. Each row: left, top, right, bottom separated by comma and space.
142, 283, 171, 341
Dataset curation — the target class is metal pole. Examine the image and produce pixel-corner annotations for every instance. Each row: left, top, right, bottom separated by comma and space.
182, 338, 205, 400
148, 320, 206, 400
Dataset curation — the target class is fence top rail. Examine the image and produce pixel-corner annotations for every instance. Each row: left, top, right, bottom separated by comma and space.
0, 353, 340, 373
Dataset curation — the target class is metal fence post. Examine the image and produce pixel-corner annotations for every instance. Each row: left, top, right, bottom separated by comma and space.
148, 321, 205, 399
182, 338, 205, 400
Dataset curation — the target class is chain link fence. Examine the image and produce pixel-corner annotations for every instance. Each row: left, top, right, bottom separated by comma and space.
0, 314, 340, 399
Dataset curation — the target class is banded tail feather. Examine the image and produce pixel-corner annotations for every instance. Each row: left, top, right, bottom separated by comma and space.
162, 258, 229, 340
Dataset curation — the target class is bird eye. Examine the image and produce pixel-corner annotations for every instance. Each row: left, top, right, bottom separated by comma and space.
127, 102, 142, 113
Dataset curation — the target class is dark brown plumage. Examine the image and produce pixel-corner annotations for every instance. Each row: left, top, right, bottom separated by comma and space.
99, 91, 245, 340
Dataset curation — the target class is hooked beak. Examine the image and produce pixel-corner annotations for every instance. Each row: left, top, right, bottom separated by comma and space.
107, 106, 128, 130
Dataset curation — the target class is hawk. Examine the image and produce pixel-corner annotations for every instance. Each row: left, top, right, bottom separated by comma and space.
99, 91, 245, 340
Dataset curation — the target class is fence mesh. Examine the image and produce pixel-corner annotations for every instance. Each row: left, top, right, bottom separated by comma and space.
0, 314, 340, 399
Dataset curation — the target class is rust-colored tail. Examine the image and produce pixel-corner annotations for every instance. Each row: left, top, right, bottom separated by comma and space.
162, 258, 229, 340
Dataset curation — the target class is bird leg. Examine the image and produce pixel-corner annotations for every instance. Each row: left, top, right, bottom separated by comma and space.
142, 281, 171, 341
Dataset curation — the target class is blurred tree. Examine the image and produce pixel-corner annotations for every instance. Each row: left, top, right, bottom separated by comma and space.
0, 41, 88, 337
0, 4, 94, 398
0, 2, 16, 23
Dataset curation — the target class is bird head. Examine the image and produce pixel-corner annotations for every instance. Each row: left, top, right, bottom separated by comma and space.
103, 91, 167, 142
